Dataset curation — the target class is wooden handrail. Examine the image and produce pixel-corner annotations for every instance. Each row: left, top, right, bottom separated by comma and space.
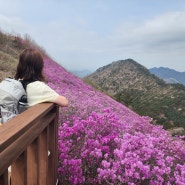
0, 103, 59, 185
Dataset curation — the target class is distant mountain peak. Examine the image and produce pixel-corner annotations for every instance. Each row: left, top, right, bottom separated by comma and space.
87, 59, 166, 95
96, 58, 149, 74
150, 67, 185, 85
85, 59, 185, 131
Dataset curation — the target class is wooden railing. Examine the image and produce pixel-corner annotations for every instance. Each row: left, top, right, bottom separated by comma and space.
0, 103, 59, 185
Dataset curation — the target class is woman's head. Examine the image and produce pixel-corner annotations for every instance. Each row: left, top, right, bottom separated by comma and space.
15, 48, 45, 82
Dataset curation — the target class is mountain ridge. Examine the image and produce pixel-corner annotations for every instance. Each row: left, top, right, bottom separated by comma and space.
149, 67, 185, 85
85, 59, 185, 132
72, 65, 185, 85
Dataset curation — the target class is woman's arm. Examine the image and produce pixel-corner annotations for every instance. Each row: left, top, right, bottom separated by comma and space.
53, 95, 69, 107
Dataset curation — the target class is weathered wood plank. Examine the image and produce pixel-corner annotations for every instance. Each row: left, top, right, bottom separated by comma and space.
26, 141, 38, 185
11, 154, 25, 185
38, 128, 48, 185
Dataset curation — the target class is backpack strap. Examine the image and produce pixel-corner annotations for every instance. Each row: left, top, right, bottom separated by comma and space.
19, 80, 31, 91
19, 80, 31, 103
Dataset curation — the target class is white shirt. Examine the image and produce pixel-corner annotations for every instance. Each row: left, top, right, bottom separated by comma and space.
26, 81, 59, 106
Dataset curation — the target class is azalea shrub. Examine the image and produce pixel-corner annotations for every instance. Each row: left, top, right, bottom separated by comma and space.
44, 58, 185, 185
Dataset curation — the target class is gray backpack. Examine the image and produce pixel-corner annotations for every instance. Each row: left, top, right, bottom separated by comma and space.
0, 78, 27, 124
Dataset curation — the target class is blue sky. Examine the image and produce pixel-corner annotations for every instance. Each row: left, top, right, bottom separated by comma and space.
1, 0, 185, 72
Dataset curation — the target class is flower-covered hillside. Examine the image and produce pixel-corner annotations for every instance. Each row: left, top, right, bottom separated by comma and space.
44, 58, 135, 121
44, 58, 185, 185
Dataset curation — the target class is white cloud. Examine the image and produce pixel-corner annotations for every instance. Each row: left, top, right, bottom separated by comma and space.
37, 11, 185, 71
1, 1, 185, 72
113, 11, 185, 52
0, 14, 31, 36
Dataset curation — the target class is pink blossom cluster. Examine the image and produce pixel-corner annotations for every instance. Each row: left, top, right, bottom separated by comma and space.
43, 58, 185, 185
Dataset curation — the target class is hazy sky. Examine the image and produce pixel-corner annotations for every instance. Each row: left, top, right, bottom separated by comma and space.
1, 0, 185, 72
